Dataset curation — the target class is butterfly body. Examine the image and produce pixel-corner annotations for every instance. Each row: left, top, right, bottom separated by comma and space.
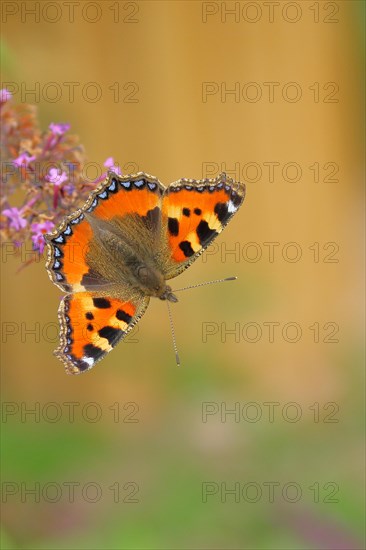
45, 171, 246, 374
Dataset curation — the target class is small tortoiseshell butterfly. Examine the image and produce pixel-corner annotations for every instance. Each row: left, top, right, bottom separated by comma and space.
45, 171, 246, 374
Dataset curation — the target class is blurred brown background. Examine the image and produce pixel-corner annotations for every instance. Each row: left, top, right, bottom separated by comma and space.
1, 1, 365, 549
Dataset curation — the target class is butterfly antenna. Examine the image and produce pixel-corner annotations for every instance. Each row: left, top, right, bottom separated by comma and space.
173, 276, 237, 293
166, 300, 181, 367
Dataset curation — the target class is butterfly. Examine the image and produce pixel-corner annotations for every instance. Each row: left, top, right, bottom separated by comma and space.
45, 171, 246, 374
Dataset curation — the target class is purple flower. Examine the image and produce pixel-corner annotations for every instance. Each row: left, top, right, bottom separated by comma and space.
49, 122, 70, 136
31, 233, 47, 253
63, 184, 75, 195
0, 89, 12, 103
104, 157, 121, 175
13, 152, 36, 168
2, 207, 27, 231
31, 221, 55, 253
46, 168, 68, 186
46, 168, 68, 208
31, 220, 55, 234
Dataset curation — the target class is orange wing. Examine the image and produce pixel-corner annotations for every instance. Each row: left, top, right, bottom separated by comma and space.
45, 172, 165, 292
56, 291, 149, 374
161, 173, 246, 277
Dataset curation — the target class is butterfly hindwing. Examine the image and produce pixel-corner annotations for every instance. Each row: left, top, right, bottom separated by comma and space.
56, 291, 150, 374
161, 173, 246, 279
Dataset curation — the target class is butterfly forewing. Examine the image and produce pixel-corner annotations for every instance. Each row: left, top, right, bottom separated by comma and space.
45, 172, 164, 293
161, 173, 246, 279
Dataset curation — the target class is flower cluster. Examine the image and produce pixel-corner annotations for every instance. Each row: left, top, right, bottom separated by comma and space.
0, 89, 120, 262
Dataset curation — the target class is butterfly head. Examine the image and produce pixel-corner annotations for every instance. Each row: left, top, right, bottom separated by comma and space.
136, 265, 178, 303
159, 285, 178, 303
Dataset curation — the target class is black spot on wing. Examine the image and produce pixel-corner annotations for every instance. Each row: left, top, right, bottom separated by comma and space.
179, 240, 194, 258
83, 343, 104, 360
85, 312, 94, 320
182, 208, 190, 217
194, 208, 202, 216
87, 324, 93, 331
231, 191, 242, 207
76, 361, 90, 372
116, 309, 132, 324
98, 326, 123, 346
93, 298, 111, 309
168, 217, 179, 236
196, 220, 217, 245
214, 202, 229, 222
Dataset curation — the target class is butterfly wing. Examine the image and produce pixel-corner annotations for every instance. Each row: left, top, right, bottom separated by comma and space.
45, 171, 165, 293
160, 173, 246, 279
45, 171, 166, 373
56, 292, 150, 374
